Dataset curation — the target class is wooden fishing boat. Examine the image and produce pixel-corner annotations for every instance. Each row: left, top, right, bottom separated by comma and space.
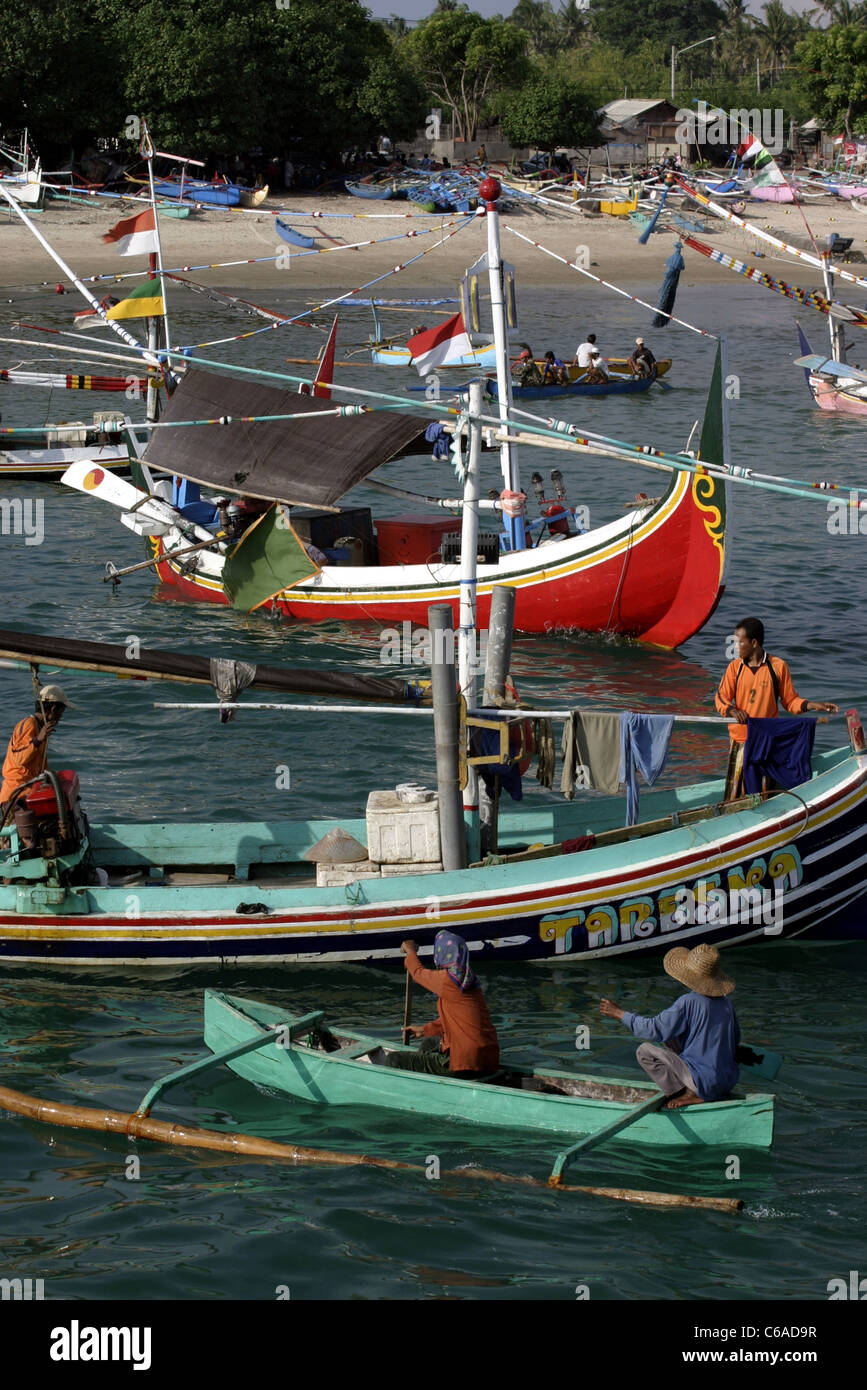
345, 179, 393, 200
372, 341, 498, 369
239, 185, 269, 208
0, 442, 129, 480
275, 217, 315, 249
565, 358, 672, 383
796, 325, 867, 417
0, 624, 865, 967
153, 179, 241, 207
202, 990, 775, 1149
489, 374, 660, 401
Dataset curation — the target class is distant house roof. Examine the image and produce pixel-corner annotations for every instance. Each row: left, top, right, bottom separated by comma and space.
599, 99, 674, 124
800, 117, 822, 132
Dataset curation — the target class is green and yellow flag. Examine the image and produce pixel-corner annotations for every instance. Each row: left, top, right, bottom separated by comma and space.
106, 278, 165, 320
222, 504, 320, 611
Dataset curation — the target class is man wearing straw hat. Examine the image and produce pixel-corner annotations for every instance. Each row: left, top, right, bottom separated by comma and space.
600, 944, 740, 1109
0, 685, 71, 848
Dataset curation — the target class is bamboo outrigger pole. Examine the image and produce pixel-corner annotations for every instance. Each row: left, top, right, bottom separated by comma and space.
0, 1082, 742, 1214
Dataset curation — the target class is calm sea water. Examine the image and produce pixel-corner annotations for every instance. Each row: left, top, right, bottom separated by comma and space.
1, 273, 865, 1301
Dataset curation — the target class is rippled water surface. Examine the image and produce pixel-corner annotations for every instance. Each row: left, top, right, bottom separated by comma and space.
1, 276, 865, 1299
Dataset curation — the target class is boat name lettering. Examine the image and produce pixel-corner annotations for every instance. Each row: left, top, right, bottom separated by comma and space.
538, 845, 803, 953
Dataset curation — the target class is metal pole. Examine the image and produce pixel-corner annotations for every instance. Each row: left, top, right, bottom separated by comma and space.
480, 584, 516, 855
671, 46, 676, 104
482, 177, 526, 551
821, 257, 842, 361
428, 603, 466, 871
459, 382, 482, 861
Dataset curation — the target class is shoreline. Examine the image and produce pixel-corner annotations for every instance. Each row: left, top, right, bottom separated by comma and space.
2, 192, 866, 296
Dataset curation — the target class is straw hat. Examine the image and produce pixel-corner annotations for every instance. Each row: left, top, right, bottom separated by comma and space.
304, 828, 368, 864
663, 943, 734, 997
38, 684, 73, 708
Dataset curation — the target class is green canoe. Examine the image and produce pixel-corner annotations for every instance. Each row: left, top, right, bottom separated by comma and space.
203, 990, 775, 1151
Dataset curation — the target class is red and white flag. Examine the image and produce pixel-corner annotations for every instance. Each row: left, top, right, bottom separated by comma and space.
407, 313, 472, 375
102, 208, 159, 257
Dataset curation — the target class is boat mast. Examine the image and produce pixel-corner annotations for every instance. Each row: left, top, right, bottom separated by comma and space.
821, 254, 844, 362
458, 379, 483, 860
480, 175, 526, 551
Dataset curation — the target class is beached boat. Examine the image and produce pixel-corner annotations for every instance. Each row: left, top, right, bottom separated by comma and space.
239, 185, 269, 208
345, 179, 393, 200
275, 217, 315, 249
153, 179, 241, 207
0, 624, 865, 966
202, 990, 775, 1148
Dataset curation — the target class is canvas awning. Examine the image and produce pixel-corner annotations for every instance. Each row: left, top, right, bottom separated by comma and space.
144, 369, 429, 508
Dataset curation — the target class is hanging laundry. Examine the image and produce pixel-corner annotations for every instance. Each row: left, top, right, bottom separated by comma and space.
560, 711, 621, 800
619, 712, 674, 826
742, 717, 815, 794
472, 719, 522, 801
424, 421, 451, 460
534, 717, 556, 789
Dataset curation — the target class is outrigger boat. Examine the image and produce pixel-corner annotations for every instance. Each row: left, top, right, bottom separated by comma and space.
0, 625, 865, 967
485, 373, 662, 401
796, 326, 867, 417
201, 991, 776, 1160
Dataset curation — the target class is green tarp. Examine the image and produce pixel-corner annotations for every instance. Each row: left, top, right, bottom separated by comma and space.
222, 504, 318, 611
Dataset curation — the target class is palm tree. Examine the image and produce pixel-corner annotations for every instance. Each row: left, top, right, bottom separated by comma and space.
555, 0, 587, 48
751, 0, 799, 79
508, 0, 558, 55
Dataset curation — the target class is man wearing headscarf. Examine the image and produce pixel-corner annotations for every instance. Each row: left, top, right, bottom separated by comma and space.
386, 932, 499, 1078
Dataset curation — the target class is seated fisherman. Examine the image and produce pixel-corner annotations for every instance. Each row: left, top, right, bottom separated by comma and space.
583, 350, 610, 385
629, 337, 657, 378
541, 350, 569, 386
387, 932, 500, 1079
600, 943, 741, 1108
511, 343, 543, 386
0, 685, 70, 848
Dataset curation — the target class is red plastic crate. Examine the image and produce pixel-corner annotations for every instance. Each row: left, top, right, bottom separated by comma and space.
374, 513, 462, 567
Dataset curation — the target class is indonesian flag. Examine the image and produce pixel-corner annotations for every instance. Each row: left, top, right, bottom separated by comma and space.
407, 313, 472, 375
102, 208, 158, 257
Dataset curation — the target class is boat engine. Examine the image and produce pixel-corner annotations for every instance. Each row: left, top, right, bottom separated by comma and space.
16, 769, 86, 860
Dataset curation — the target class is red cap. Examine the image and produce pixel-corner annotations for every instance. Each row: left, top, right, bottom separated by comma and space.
54, 283, 65, 294
478, 176, 501, 204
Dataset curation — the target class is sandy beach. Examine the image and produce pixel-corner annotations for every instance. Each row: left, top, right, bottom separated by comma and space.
2, 189, 866, 302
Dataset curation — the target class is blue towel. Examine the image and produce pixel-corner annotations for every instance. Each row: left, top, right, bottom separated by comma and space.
424, 421, 451, 460
743, 717, 815, 794
619, 712, 674, 826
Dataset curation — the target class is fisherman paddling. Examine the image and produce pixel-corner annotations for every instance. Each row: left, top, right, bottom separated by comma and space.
715, 617, 838, 798
0, 685, 70, 848
388, 932, 500, 1079
600, 943, 741, 1108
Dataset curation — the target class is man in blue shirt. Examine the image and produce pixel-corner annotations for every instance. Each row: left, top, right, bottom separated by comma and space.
600, 943, 740, 1108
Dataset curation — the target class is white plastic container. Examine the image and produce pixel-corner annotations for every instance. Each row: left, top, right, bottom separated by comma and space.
316, 859, 381, 887
366, 789, 441, 865
380, 861, 442, 877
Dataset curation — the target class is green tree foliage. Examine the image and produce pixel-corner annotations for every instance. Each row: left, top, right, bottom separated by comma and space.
0, 0, 125, 154
406, 6, 529, 140
796, 25, 867, 133
500, 75, 601, 149
588, 0, 725, 56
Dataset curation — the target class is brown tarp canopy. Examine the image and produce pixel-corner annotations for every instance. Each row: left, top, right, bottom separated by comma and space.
144, 369, 429, 507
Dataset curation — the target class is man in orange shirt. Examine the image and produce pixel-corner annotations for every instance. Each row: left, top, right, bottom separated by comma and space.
387, 932, 500, 1079
0, 685, 70, 845
715, 618, 837, 798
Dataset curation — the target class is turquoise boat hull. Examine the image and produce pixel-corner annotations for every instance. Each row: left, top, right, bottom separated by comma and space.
203, 991, 775, 1148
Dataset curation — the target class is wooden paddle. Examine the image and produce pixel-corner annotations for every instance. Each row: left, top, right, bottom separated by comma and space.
550, 1091, 668, 1184
738, 1045, 783, 1081
401, 968, 413, 1045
